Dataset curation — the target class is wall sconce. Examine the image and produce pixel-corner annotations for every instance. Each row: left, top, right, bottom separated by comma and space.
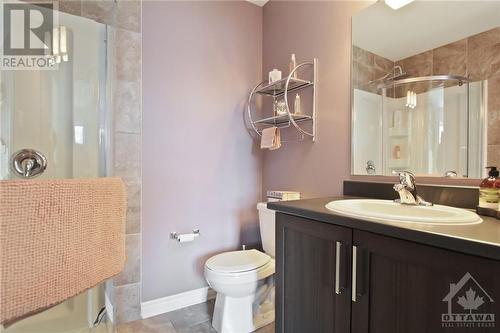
406, 90, 416, 109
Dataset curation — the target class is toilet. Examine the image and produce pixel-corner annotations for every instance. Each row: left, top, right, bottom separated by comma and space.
204, 202, 276, 333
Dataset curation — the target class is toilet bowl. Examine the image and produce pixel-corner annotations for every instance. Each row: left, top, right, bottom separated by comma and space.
204, 203, 276, 333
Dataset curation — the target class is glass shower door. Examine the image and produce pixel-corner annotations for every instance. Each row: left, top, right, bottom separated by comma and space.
0, 3, 112, 333
1, 6, 109, 181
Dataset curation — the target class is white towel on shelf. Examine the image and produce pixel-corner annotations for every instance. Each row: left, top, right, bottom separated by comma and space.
261, 127, 281, 150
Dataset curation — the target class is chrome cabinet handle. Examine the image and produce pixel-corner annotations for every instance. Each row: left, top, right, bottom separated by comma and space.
335, 241, 341, 294
352, 245, 357, 302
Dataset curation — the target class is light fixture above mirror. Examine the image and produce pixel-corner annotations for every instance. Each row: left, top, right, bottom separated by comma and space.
384, 0, 414, 10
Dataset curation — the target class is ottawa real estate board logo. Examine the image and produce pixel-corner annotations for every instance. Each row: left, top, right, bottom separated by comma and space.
442, 272, 495, 328
1, 1, 58, 70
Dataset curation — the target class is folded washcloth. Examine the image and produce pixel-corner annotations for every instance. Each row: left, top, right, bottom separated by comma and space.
260, 127, 281, 150
0, 177, 127, 326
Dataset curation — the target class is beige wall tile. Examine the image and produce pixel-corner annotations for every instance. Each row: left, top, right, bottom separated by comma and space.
59, 0, 82, 16
114, 80, 142, 134
117, 0, 141, 33
125, 183, 141, 234
487, 145, 500, 168
468, 28, 499, 49
433, 39, 466, 76
488, 76, 500, 146
352, 46, 394, 95
467, 27, 500, 81
115, 283, 141, 323
374, 53, 394, 74
81, 0, 116, 26
116, 28, 142, 81
354, 46, 374, 65
396, 50, 433, 78
114, 133, 141, 185
353, 60, 374, 89
115, 234, 141, 286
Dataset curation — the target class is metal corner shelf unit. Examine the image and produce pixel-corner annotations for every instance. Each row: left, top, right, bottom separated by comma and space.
247, 58, 317, 142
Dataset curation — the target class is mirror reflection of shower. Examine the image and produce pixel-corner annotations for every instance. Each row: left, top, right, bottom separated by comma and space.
353, 73, 485, 178
351, 0, 498, 178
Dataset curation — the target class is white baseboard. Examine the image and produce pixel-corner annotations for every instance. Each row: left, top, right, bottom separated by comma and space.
141, 287, 216, 319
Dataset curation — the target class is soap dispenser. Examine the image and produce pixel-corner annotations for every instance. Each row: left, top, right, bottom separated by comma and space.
478, 166, 499, 218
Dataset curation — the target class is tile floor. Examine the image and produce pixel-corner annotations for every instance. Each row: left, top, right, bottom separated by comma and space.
116, 300, 275, 333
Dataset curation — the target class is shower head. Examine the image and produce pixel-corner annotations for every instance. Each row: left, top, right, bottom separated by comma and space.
369, 65, 409, 84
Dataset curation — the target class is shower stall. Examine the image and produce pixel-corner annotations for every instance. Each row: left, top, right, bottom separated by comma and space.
0, 2, 114, 333
352, 74, 487, 178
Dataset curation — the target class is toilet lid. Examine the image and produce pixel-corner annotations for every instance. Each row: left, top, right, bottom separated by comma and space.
206, 249, 271, 273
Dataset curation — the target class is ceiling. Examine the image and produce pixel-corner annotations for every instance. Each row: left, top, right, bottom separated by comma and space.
353, 1, 500, 61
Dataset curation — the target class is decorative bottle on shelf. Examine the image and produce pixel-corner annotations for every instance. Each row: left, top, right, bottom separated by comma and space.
268, 69, 281, 84
289, 54, 297, 79
273, 99, 278, 116
294, 94, 301, 115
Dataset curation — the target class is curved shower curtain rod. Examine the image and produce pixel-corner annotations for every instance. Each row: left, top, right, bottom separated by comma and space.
377, 74, 470, 89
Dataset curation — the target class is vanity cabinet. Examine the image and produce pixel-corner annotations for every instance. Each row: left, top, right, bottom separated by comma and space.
276, 213, 500, 333
276, 214, 352, 333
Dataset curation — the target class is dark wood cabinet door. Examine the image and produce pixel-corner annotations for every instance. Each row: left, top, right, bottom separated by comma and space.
352, 230, 500, 333
276, 213, 352, 333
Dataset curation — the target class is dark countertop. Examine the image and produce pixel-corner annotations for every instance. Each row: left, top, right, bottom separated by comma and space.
268, 196, 500, 261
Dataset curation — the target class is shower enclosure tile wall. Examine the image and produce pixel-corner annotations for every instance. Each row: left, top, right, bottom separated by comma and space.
352, 46, 394, 94
110, 4, 142, 325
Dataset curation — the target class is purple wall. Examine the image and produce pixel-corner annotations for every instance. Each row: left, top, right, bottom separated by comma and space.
261, 1, 372, 198
142, 1, 263, 301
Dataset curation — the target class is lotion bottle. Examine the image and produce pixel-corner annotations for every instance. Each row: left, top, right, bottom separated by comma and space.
479, 166, 499, 210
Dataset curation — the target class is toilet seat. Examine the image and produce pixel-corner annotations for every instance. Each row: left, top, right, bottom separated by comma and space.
206, 249, 270, 273
205, 250, 275, 286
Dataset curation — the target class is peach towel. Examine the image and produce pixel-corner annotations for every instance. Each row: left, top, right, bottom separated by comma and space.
0, 177, 127, 326
260, 126, 281, 150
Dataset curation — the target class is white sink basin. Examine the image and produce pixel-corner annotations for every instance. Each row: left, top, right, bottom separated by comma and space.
325, 199, 482, 225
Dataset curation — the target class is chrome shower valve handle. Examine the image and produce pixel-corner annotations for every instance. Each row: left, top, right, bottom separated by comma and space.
11, 149, 47, 178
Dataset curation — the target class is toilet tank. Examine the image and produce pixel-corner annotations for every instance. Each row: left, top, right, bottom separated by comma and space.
257, 202, 275, 258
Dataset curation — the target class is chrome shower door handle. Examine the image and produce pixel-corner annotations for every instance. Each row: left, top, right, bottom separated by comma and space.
11, 149, 47, 178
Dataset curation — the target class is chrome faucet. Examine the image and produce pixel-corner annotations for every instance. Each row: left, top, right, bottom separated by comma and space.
392, 170, 432, 206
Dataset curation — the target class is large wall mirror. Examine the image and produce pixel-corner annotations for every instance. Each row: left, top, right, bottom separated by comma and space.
351, 1, 499, 178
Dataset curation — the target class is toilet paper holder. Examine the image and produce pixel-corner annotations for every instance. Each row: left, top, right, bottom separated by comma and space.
170, 229, 200, 242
